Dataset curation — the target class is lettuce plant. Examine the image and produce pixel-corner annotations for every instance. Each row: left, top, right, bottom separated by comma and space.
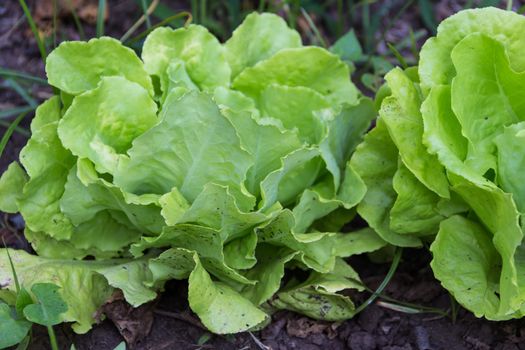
0, 13, 382, 334
351, 7, 525, 320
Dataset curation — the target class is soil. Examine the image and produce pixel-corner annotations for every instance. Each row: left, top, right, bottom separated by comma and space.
2, 1, 525, 349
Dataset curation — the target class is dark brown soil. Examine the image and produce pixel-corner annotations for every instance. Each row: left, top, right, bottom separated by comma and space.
24, 249, 525, 350
2, 1, 525, 349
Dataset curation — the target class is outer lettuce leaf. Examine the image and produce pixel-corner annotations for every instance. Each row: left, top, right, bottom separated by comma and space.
17, 97, 75, 241
430, 216, 505, 319
58, 76, 158, 174
149, 247, 268, 333
130, 224, 255, 285
61, 159, 164, 235
46, 37, 153, 95
383, 68, 449, 198
19, 97, 73, 179
419, 7, 525, 91
495, 123, 525, 212
0, 162, 27, 213
271, 259, 363, 320
142, 25, 230, 93
24, 229, 113, 260
232, 47, 358, 106
332, 228, 387, 257
451, 33, 525, 175
224, 12, 302, 78
450, 173, 523, 315
0, 249, 123, 333
188, 253, 268, 333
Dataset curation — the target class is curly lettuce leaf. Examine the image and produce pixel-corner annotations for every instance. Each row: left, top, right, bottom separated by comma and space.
142, 25, 230, 93
495, 122, 525, 212
383, 68, 449, 198
430, 216, 504, 319
224, 12, 302, 78
419, 7, 525, 91
232, 47, 358, 106
0, 162, 27, 213
58, 76, 158, 174
271, 259, 363, 321
115, 92, 252, 204
46, 37, 153, 95
450, 33, 525, 175
350, 119, 421, 247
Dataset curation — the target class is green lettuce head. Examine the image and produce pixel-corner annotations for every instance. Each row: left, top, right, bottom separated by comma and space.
351, 7, 525, 320
0, 13, 381, 333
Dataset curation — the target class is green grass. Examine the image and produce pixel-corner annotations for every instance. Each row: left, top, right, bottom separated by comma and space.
96, 0, 107, 37
0, 111, 29, 157
18, 0, 47, 62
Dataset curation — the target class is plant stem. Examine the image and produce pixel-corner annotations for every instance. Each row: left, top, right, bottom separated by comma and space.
47, 326, 59, 350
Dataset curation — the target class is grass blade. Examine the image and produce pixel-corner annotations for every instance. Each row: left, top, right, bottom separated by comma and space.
96, 0, 106, 37
52, 0, 58, 48
300, 8, 327, 48
191, 0, 198, 23
226, 0, 241, 30
418, 0, 437, 34
65, 0, 86, 40
0, 111, 29, 157
387, 42, 407, 69
2, 241, 21, 294
141, 0, 152, 28
0, 68, 48, 85
4, 79, 38, 108
200, 0, 207, 25
18, 0, 47, 62
258, 0, 266, 12
354, 247, 403, 315
0, 106, 34, 119
0, 120, 30, 137
120, 0, 160, 42
125, 12, 192, 45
